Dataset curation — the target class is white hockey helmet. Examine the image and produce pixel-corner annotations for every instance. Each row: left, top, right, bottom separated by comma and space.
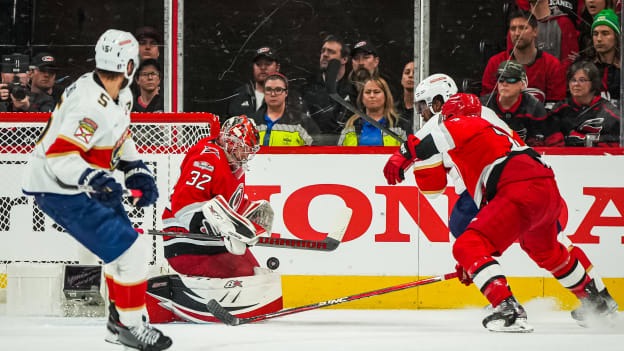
95, 29, 139, 81
414, 73, 458, 115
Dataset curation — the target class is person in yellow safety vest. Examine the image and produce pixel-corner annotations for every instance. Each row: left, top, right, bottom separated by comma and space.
338, 77, 412, 146
251, 72, 320, 146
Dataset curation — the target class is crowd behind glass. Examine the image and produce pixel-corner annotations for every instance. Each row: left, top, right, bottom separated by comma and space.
0, 0, 621, 147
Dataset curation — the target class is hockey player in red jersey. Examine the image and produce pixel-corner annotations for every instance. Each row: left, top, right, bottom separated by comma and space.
383, 93, 619, 332
145, 115, 283, 323
22, 29, 171, 350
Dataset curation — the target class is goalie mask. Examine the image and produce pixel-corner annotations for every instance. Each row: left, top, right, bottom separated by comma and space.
414, 73, 458, 116
218, 115, 260, 173
95, 29, 139, 82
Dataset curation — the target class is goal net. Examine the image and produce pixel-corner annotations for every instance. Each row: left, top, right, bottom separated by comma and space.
0, 112, 219, 300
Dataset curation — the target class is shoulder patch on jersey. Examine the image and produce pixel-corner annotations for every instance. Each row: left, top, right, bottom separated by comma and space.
73, 118, 98, 144
200, 145, 221, 158
193, 160, 214, 172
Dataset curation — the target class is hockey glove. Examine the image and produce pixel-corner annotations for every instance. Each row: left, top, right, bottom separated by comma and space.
79, 169, 123, 207
118, 160, 158, 207
455, 263, 472, 286
383, 135, 419, 185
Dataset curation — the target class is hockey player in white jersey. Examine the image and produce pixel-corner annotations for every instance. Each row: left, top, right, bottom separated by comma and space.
22, 29, 172, 350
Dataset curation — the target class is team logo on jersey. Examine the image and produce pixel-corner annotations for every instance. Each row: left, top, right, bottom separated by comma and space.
192, 161, 214, 171
224, 280, 243, 288
229, 183, 245, 211
73, 118, 98, 144
200, 145, 221, 158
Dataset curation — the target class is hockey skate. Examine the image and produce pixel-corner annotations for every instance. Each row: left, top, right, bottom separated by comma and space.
104, 302, 121, 345
571, 280, 619, 328
482, 296, 534, 333
111, 316, 172, 351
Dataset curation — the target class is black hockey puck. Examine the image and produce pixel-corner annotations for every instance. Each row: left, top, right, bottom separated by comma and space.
267, 257, 280, 270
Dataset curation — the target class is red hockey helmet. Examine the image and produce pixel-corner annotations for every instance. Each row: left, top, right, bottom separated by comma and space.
218, 115, 260, 171
441, 93, 481, 120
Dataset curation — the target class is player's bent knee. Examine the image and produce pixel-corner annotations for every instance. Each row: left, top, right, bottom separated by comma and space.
111, 235, 150, 283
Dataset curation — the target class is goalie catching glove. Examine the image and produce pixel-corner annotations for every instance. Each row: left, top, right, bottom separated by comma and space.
200, 195, 267, 255
117, 160, 158, 207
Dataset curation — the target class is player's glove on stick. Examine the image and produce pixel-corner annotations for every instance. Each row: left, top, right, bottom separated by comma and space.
383, 135, 419, 185
79, 169, 123, 207
118, 160, 158, 207
455, 263, 473, 286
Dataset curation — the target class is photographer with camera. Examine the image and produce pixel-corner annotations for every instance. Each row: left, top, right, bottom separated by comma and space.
1, 53, 54, 112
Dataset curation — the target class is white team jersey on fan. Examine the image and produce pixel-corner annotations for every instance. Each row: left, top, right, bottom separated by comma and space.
22, 72, 139, 195
411, 107, 515, 196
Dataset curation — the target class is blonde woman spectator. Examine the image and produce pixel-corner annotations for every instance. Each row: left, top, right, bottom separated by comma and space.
338, 77, 412, 146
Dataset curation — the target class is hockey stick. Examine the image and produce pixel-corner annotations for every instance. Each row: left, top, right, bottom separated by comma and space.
207, 271, 458, 325
325, 59, 405, 143
147, 207, 352, 252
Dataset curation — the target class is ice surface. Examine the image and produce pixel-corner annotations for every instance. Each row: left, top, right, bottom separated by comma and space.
0, 300, 622, 351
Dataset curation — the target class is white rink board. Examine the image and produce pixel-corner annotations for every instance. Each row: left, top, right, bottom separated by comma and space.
2, 152, 623, 278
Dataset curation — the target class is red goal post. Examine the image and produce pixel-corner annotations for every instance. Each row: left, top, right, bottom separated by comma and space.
0, 112, 219, 294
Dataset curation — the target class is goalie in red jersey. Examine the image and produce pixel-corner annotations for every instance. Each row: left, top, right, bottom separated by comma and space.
383, 93, 619, 333
146, 115, 283, 323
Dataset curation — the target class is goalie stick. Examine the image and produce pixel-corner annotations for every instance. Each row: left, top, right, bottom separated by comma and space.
325, 58, 405, 143
147, 207, 352, 252
206, 272, 458, 325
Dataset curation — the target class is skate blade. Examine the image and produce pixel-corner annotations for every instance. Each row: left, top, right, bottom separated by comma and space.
104, 330, 120, 345
485, 319, 534, 333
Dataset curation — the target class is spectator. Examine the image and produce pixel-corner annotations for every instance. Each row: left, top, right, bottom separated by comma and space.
302, 35, 357, 145
481, 60, 559, 146
582, 8, 621, 105
29, 52, 64, 104
482, 10, 567, 104
350, 40, 379, 78
578, 0, 616, 54
395, 61, 415, 125
132, 59, 163, 113
0, 53, 54, 112
516, 0, 585, 26
526, 0, 579, 68
135, 26, 161, 62
228, 46, 280, 118
251, 73, 319, 146
550, 60, 621, 146
338, 77, 411, 146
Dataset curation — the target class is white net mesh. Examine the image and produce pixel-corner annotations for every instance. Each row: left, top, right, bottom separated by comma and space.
0, 112, 219, 293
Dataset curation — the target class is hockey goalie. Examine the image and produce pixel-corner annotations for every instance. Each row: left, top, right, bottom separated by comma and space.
145, 115, 283, 323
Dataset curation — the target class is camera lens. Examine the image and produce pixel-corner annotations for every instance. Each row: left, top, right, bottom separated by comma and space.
9, 83, 27, 101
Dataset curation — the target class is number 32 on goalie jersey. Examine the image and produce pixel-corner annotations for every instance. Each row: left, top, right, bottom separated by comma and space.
185, 170, 212, 191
